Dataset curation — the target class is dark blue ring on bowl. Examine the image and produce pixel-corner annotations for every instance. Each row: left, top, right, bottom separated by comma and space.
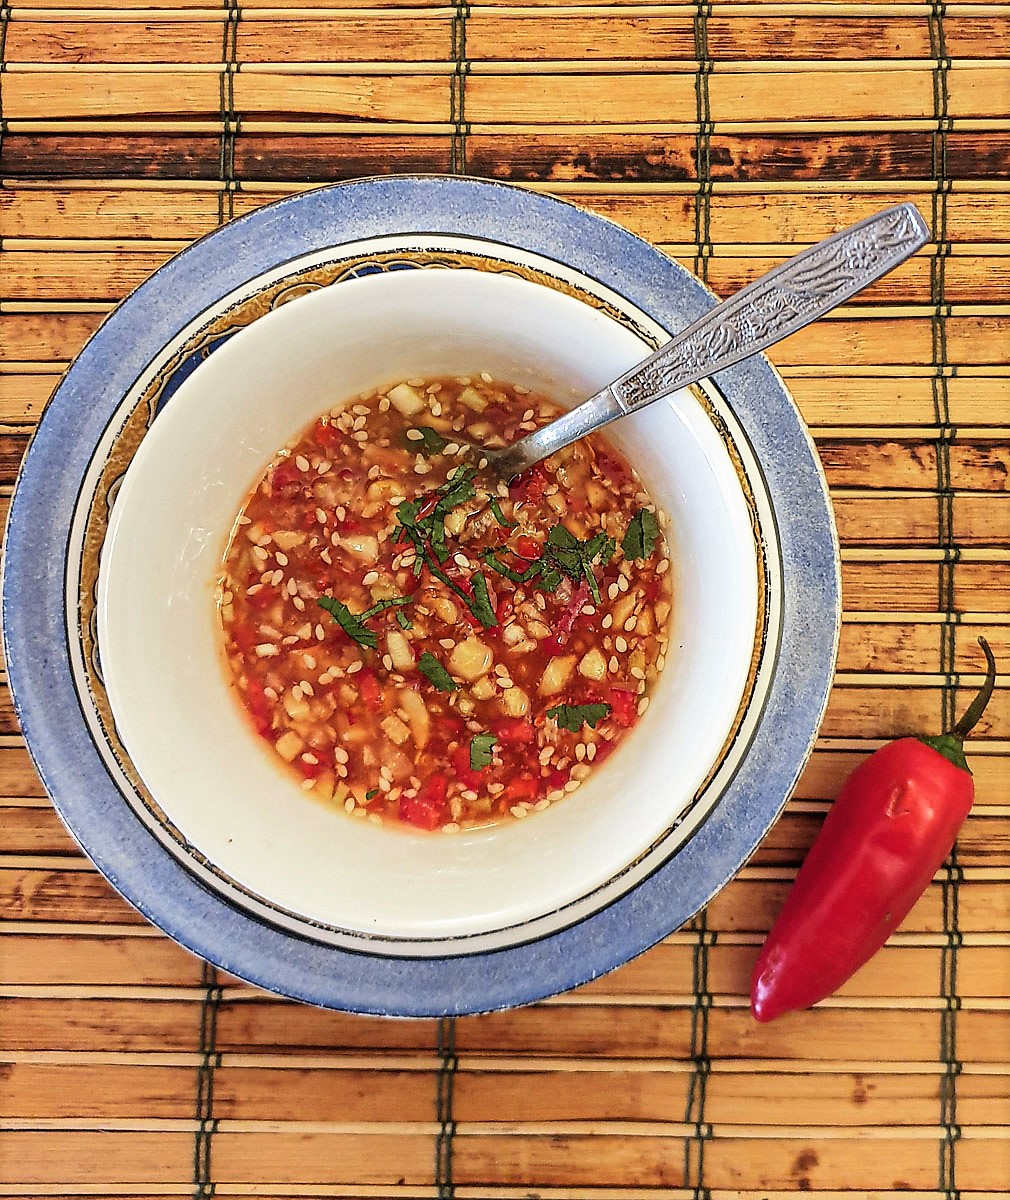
2, 176, 839, 1015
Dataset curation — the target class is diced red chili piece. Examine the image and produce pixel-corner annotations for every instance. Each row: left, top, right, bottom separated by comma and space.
542, 580, 590, 656
451, 745, 485, 791
515, 535, 541, 560
608, 687, 638, 728
314, 421, 343, 452
399, 774, 449, 831
357, 668, 384, 713
512, 463, 549, 505
494, 717, 535, 747
270, 458, 305, 498
502, 773, 541, 805
241, 678, 274, 739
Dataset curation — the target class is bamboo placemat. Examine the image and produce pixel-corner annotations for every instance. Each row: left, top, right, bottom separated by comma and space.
1, 1, 1008, 1196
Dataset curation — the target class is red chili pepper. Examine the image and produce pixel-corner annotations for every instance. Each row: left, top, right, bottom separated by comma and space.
399, 774, 449, 831
751, 636, 997, 1023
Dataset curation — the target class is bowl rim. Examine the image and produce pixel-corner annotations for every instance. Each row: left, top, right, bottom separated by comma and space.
2, 174, 840, 1015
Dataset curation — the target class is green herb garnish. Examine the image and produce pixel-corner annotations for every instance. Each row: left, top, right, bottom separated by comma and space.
470, 733, 498, 770
483, 522, 616, 604
546, 702, 612, 732
393, 468, 498, 628
469, 570, 498, 628
488, 496, 515, 528
316, 596, 379, 648
395, 608, 413, 630
405, 425, 447, 456
365, 788, 379, 801
418, 651, 458, 692
622, 509, 659, 561
316, 594, 412, 649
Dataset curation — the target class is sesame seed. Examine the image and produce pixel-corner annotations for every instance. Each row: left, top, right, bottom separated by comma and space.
563, 779, 581, 793
382, 654, 393, 671
617, 574, 629, 592
300, 679, 315, 697
637, 696, 651, 715
301, 778, 316, 790
405, 428, 424, 441
657, 653, 666, 671
346, 660, 362, 673
293, 597, 305, 611
657, 558, 670, 575
334, 747, 349, 764
575, 743, 586, 761
615, 636, 628, 653
442, 822, 461, 834
533, 798, 551, 811
607, 583, 620, 601
263, 686, 278, 701
522, 408, 534, 422
601, 614, 613, 629
538, 747, 554, 765
254, 642, 279, 658
315, 623, 326, 641
623, 616, 638, 632
252, 545, 269, 563
510, 806, 528, 819
301, 752, 319, 765
378, 397, 390, 413
488, 782, 505, 795
344, 796, 355, 813
353, 431, 369, 443
362, 571, 379, 585
317, 460, 332, 475
287, 577, 298, 596
275, 552, 288, 567
547, 789, 565, 804
295, 455, 310, 472
368, 813, 384, 827
586, 742, 597, 761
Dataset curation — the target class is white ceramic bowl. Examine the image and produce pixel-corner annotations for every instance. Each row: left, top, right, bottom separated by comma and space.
97, 267, 759, 946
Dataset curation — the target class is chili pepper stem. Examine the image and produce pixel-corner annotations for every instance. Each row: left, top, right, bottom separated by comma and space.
918, 636, 996, 773
951, 636, 997, 739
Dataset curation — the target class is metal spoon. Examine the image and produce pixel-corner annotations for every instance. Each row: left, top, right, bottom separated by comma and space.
469, 203, 929, 484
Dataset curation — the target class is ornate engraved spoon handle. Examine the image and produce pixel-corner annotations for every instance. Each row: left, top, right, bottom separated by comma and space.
492, 203, 929, 481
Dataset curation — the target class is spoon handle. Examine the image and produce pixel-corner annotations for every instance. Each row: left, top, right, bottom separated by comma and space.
494, 203, 929, 480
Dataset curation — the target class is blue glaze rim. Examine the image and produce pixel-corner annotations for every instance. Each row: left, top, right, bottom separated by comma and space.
2, 176, 839, 1015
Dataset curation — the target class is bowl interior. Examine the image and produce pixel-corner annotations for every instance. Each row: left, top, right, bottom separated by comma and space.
97, 267, 760, 942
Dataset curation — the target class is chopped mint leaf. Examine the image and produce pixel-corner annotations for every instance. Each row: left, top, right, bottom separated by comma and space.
418, 651, 458, 692
488, 496, 515, 528
469, 733, 498, 771
316, 596, 378, 649
468, 570, 498, 628
546, 702, 612, 732
622, 509, 659, 560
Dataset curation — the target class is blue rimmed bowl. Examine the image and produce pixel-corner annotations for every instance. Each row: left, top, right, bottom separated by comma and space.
2, 176, 839, 1015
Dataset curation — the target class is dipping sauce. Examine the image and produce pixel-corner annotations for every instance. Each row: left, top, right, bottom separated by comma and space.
218, 374, 672, 832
